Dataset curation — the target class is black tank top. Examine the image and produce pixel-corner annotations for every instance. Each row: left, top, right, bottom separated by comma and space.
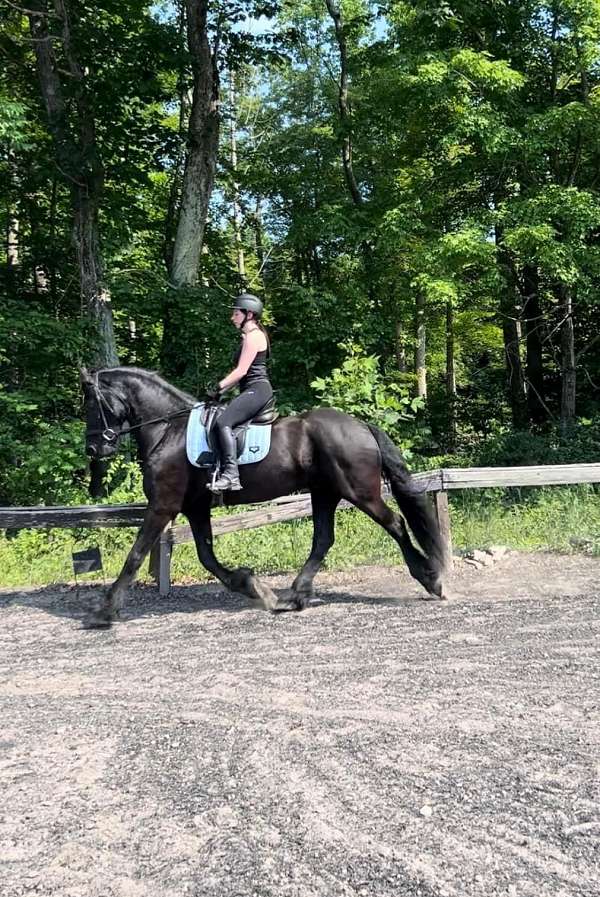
233, 341, 270, 390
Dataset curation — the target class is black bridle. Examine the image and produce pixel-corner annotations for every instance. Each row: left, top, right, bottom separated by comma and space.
86, 373, 194, 453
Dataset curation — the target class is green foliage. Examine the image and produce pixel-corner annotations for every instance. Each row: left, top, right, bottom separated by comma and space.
311, 342, 422, 451
0, 420, 88, 506
499, 186, 600, 283
99, 455, 146, 504
0, 97, 30, 150
474, 418, 600, 467
0, 299, 90, 505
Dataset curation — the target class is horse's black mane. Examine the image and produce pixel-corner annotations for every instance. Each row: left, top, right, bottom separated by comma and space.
97, 366, 198, 407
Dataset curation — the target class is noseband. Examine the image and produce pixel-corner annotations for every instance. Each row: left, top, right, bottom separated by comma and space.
86, 374, 129, 447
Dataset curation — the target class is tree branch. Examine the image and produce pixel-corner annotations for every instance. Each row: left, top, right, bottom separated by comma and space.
0, 0, 55, 15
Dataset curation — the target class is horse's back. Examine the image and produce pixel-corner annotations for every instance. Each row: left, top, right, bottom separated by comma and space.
302, 407, 378, 453
218, 408, 380, 505
299, 407, 382, 495
218, 413, 314, 504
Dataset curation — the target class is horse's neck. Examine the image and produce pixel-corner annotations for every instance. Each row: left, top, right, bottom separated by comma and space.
111, 370, 180, 413
105, 369, 191, 425
103, 369, 190, 460
129, 376, 168, 420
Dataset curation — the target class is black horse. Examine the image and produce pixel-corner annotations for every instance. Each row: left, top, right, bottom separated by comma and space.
82, 366, 447, 627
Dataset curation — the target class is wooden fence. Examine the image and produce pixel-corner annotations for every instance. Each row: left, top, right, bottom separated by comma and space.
1, 462, 600, 594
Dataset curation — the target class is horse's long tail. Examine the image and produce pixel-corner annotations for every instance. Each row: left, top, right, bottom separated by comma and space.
367, 424, 447, 576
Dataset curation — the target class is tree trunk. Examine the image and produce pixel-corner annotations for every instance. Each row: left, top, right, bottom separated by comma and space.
49, 174, 58, 305
169, 0, 220, 287
163, 2, 188, 274
325, 0, 380, 316
558, 283, 576, 431
7, 208, 19, 274
521, 264, 546, 423
293, 248, 304, 287
310, 244, 322, 285
28, 0, 117, 367
128, 318, 138, 364
501, 304, 527, 428
229, 70, 245, 279
324, 0, 362, 207
496, 228, 527, 428
252, 199, 265, 268
446, 301, 457, 449
162, 1, 220, 379
6, 151, 20, 288
34, 266, 49, 294
395, 320, 407, 373
414, 289, 427, 399
75, 190, 118, 365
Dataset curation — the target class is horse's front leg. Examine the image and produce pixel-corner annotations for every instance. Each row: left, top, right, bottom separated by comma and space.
185, 502, 279, 611
84, 507, 172, 629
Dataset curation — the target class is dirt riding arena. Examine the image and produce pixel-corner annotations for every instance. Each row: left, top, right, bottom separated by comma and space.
1, 552, 599, 897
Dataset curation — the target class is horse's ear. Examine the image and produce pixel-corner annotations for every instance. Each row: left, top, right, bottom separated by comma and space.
80, 366, 93, 387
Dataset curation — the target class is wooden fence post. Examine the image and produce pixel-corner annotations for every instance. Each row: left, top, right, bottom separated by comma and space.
431, 490, 453, 569
148, 522, 173, 595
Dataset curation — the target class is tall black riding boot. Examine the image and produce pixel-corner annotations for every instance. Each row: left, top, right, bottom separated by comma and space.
210, 425, 242, 491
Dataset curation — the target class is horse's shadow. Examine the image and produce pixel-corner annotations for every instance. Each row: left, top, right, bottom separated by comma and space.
0, 577, 418, 627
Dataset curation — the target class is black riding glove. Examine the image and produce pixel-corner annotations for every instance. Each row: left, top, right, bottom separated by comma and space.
205, 384, 222, 402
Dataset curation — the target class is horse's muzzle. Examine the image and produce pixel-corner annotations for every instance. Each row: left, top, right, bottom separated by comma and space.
86, 442, 117, 459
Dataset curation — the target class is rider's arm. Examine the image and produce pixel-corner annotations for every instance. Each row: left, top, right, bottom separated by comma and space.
218, 332, 261, 391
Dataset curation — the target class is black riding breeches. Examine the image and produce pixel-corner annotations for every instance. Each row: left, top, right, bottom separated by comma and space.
217, 381, 273, 432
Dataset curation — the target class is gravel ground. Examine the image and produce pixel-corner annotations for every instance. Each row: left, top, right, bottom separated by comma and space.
1, 552, 599, 897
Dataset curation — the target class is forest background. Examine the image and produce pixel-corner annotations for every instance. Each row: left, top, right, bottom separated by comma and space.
1, 0, 600, 582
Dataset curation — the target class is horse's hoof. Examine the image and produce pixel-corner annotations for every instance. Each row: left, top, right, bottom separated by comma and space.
271, 599, 302, 614
422, 575, 449, 601
229, 568, 278, 611
229, 567, 255, 592
293, 589, 314, 609
423, 589, 449, 601
249, 579, 279, 611
82, 613, 114, 630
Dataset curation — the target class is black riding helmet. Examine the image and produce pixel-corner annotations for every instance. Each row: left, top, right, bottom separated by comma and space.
233, 293, 264, 319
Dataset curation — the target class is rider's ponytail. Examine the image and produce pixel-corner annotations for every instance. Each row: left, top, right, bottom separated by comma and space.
257, 321, 271, 359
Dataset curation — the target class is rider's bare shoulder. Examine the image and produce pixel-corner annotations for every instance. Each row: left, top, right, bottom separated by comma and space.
244, 327, 268, 352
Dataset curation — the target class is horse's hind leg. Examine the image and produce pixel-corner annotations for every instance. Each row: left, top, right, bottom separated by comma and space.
353, 494, 445, 600
185, 501, 279, 611
276, 490, 339, 612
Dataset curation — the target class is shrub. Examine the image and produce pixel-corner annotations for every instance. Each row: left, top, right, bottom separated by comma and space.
311, 342, 423, 455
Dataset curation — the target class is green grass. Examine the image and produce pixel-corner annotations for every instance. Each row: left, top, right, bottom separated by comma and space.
0, 486, 599, 589
450, 485, 600, 554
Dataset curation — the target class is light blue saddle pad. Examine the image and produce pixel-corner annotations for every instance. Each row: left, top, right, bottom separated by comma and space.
186, 404, 272, 468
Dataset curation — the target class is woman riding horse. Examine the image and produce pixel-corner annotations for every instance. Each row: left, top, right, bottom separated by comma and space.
82, 364, 448, 627
207, 293, 272, 493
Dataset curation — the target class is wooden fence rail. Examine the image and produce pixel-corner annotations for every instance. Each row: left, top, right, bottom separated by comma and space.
1, 463, 599, 595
